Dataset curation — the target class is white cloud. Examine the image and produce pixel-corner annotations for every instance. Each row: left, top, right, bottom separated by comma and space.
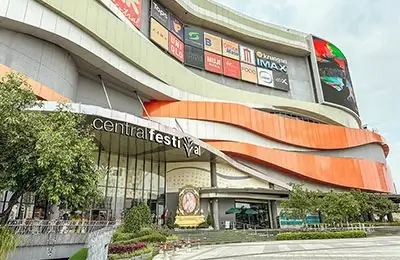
214, 0, 400, 188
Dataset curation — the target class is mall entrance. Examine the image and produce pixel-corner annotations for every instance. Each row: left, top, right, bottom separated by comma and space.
234, 201, 271, 229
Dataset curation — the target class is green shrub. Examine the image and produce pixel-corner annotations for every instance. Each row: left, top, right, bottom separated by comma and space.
366, 221, 400, 226
206, 214, 214, 227
109, 245, 153, 260
124, 203, 152, 233
167, 235, 179, 241
276, 230, 367, 241
69, 248, 88, 260
112, 233, 167, 246
0, 226, 17, 260
112, 228, 155, 242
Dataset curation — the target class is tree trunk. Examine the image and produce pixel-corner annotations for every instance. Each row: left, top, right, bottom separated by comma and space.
0, 191, 23, 225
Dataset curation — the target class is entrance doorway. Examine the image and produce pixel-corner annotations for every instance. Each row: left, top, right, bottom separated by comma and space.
234, 201, 270, 229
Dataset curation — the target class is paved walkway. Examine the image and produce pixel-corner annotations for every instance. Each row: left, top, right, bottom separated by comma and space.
154, 236, 400, 260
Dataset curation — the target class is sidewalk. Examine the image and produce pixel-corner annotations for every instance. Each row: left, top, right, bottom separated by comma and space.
153, 236, 400, 260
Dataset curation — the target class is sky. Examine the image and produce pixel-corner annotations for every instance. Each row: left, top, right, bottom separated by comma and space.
214, 0, 400, 189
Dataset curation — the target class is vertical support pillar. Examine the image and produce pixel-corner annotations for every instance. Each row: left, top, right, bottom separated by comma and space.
210, 154, 219, 229
270, 200, 278, 229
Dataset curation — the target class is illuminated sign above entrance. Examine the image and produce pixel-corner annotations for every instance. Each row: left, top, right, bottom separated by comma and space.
92, 118, 201, 157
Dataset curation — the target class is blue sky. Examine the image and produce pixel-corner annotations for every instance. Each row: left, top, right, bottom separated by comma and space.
214, 0, 400, 189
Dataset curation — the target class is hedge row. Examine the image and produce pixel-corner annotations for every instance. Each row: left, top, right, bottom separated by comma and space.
112, 228, 153, 242
111, 233, 167, 246
276, 230, 367, 240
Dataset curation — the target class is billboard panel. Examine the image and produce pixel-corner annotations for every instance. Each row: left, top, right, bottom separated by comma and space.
240, 45, 255, 65
204, 51, 223, 74
150, 18, 168, 50
313, 37, 359, 114
272, 71, 290, 91
204, 33, 222, 54
169, 14, 184, 40
184, 45, 204, 69
223, 57, 240, 79
168, 32, 184, 62
222, 39, 239, 60
257, 68, 274, 88
255, 50, 288, 74
112, 0, 142, 29
240, 62, 257, 83
151, 0, 169, 28
184, 27, 204, 49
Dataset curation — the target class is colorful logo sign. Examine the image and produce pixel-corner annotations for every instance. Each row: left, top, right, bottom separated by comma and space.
151, 0, 169, 28
240, 62, 257, 83
255, 50, 288, 74
240, 45, 255, 65
184, 27, 204, 49
204, 51, 223, 74
169, 32, 184, 62
184, 45, 204, 69
169, 15, 183, 40
272, 71, 290, 91
223, 57, 240, 79
204, 33, 222, 54
112, 0, 142, 29
257, 68, 274, 87
150, 18, 169, 50
222, 39, 239, 60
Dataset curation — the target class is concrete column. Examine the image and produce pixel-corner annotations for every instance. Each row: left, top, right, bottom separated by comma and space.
211, 199, 220, 230
270, 201, 278, 229
210, 154, 217, 187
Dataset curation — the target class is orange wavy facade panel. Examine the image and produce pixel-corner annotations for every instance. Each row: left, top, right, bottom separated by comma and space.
0, 63, 70, 102
205, 140, 395, 193
144, 101, 386, 150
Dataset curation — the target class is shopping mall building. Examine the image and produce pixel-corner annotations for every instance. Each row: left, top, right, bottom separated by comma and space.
0, 0, 396, 229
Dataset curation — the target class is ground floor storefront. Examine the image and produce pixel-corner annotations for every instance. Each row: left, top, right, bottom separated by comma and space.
0, 103, 289, 229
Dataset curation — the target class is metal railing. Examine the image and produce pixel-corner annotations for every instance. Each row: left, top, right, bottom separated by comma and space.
5, 220, 116, 235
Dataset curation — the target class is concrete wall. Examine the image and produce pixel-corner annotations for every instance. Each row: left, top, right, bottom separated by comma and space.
75, 76, 143, 115
0, 28, 78, 100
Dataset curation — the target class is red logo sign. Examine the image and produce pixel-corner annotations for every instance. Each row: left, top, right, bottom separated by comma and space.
223, 57, 240, 79
113, 0, 142, 29
169, 32, 184, 62
204, 52, 222, 74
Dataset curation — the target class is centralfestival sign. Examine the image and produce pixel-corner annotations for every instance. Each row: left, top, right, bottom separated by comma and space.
92, 118, 201, 158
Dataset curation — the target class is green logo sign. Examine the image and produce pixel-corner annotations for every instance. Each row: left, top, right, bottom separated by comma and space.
188, 31, 200, 41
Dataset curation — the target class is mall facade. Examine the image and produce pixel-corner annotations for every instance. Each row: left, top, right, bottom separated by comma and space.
0, 0, 396, 229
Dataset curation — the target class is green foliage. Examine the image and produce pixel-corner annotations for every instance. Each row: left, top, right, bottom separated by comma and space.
112, 233, 167, 246
69, 248, 88, 260
109, 245, 153, 260
166, 214, 175, 229
0, 226, 17, 259
276, 230, 367, 240
373, 195, 398, 220
167, 235, 179, 241
0, 73, 103, 223
281, 183, 320, 223
123, 203, 152, 233
320, 191, 360, 224
112, 228, 154, 243
206, 214, 214, 227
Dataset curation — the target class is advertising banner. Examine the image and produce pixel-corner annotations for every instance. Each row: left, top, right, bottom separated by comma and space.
169, 32, 184, 62
112, 0, 142, 29
222, 39, 239, 60
184, 27, 204, 49
313, 37, 359, 114
151, 0, 169, 28
204, 33, 222, 54
169, 14, 184, 40
184, 45, 204, 69
255, 50, 288, 74
223, 57, 240, 79
204, 51, 223, 74
240, 45, 255, 65
257, 68, 274, 88
150, 18, 169, 50
272, 71, 290, 91
240, 62, 257, 83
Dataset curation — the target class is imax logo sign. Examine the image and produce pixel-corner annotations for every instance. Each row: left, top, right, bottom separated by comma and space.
256, 58, 287, 74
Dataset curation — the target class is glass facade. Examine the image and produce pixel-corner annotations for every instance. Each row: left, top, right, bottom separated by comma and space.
93, 127, 166, 221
